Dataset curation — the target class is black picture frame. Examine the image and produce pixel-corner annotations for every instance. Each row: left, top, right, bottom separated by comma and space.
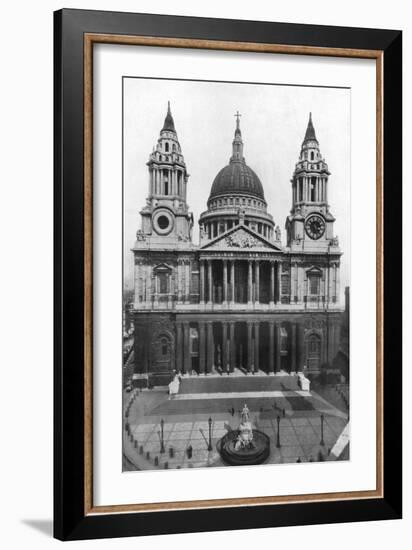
54, 8, 402, 541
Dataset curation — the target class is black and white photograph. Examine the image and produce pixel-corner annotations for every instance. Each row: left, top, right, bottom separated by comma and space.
122, 77, 350, 471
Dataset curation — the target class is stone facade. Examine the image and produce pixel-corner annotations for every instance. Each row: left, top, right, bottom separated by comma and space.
131, 106, 344, 385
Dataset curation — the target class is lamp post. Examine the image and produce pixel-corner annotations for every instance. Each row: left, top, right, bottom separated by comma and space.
208, 417, 213, 451
320, 414, 325, 447
160, 418, 165, 454
276, 415, 281, 448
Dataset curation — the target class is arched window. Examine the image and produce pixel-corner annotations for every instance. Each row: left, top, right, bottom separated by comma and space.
165, 142, 169, 152
310, 151, 314, 160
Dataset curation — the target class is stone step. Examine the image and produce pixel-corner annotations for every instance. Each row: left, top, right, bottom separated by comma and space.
179, 374, 300, 395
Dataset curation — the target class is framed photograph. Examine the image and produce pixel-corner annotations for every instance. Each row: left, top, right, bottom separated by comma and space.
54, 9, 402, 541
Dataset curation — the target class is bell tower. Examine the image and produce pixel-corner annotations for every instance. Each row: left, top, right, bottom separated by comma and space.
138, 102, 193, 245
286, 113, 339, 252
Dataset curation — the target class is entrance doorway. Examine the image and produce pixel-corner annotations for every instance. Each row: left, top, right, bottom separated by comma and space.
306, 333, 321, 371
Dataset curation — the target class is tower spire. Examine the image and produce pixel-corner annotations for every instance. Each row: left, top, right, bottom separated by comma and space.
161, 100, 176, 133
231, 111, 244, 161
303, 112, 318, 143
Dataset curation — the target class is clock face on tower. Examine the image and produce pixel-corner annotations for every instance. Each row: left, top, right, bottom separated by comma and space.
305, 214, 325, 240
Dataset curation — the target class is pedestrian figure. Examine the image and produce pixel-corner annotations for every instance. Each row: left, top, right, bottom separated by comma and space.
186, 445, 193, 459
282, 408, 286, 418
231, 407, 235, 417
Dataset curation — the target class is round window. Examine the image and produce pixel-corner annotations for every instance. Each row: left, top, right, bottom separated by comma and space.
157, 215, 170, 230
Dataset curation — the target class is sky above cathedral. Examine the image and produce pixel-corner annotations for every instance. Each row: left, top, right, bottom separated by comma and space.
123, 77, 350, 300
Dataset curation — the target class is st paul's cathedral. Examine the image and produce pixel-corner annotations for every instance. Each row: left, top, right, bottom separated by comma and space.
130, 103, 345, 386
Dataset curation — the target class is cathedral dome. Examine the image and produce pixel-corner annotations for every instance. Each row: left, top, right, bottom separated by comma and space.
208, 113, 265, 203
209, 161, 265, 201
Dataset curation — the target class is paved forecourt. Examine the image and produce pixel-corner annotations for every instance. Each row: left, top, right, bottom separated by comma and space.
123, 381, 349, 471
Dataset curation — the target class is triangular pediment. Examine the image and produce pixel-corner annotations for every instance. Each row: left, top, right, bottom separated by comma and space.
200, 225, 282, 251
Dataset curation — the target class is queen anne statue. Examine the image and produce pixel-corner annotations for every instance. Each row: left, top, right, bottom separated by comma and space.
234, 404, 255, 450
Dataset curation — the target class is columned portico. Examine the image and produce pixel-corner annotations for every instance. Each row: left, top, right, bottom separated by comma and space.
198, 257, 284, 307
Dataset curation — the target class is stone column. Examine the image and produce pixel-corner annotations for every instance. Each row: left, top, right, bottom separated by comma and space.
335, 264, 340, 305
185, 260, 190, 304
146, 265, 152, 305
223, 260, 228, 305
291, 323, 297, 372
200, 260, 205, 305
176, 322, 183, 374
183, 322, 190, 375
328, 263, 333, 305
291, 262, 298, 303
277, 262, 282, 304
254, 261, 260, 304
206, 322, 214, 373
207, 260, 213, 305
222, 322, 228, 373
134, 260, 140, 308
269, 261, 275, 306
269, 321, 275, 374
230, 260, 235, 304
254, 322, 260, 373
229, 322, 235, 372
177, 260, 183, 303
248, 260, 253, 305
199, 322, 206, 375
247, 322, 253, 373
298, 323, 306, 371
275, 323, 281, 372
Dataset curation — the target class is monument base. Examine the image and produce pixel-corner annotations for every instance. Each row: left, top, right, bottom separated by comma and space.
217, 429, 270, 466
